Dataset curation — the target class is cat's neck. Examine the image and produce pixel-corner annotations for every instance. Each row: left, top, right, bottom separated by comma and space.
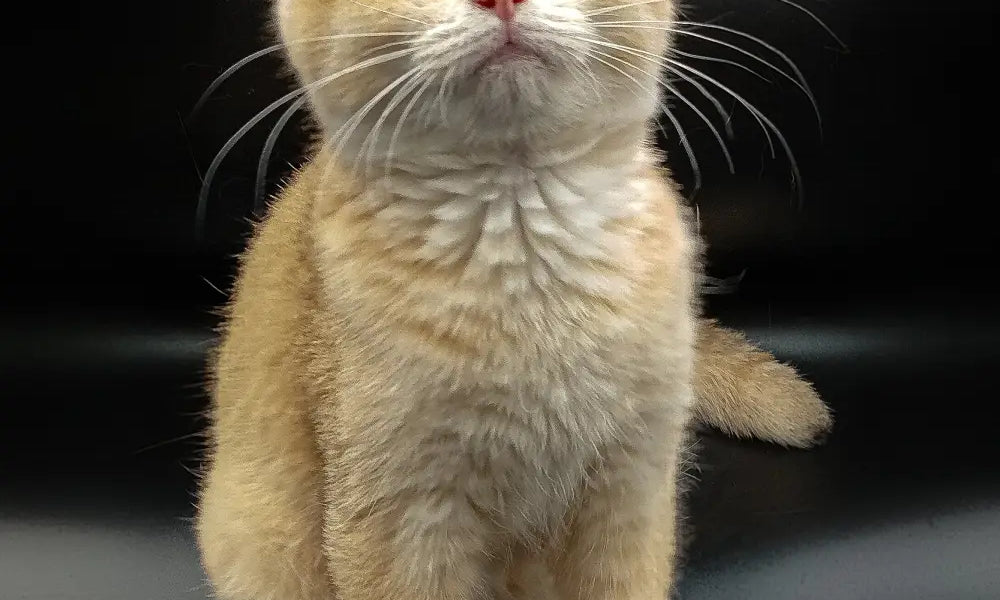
330, 122, 658, 297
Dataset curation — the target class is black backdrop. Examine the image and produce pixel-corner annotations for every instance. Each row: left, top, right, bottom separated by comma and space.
3, 1, 999, 598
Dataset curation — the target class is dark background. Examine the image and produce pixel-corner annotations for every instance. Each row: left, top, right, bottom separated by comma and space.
3, 1, 999, 598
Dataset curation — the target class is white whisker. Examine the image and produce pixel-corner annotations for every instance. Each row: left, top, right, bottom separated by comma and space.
436, 64, 458, 124
255, 41, 421, 211
348, 0, 431, 26
589, 35, 747, 139
665, 58, 804, 205
329, 66, 424, 181
772, 0, 848, 49
355, 39, 422, 62
359, 69, 429, 176
254, 94, 310, 214
660, 56, 774, 155
673, 22, 812, 89
671, 49, 770, 83
577, 59, 607, 106
584, 50, 702, 192
581, 38, 734, 173
188, 32, 418, 121
585, 0, 667, 18
594, 21, 821, 130
195, 47, 417, 237
385, 75, 437, 179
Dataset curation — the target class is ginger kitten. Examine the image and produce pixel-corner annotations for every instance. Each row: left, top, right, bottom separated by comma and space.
196, 1, 832, 598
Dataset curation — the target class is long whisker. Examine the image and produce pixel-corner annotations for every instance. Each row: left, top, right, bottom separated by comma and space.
663, 55, 775, 158
330, 66, 424, 179
594, 22, 821, 130
254, 40, 422, 206
772, 0, 848, 50
574, 58, 607, 107
355, 39, 423, 62
671, 49, 770, 83
585, 44, 734, 174
251, 40, 420, 207
658, 104, 702, 193
676, 20, 822, 129
385, 74, 438, 179
588, 34, 751, 139
581, 56, 607, 104
665, 58, 804, 205
584, 50, 702, 192
254, 94, 310, 214
195, 47, 417, 237
581, 36, 736, 156
436, 64, 457, 123
673, 22, 812, 89
585, 0, 667, 18
188, 32, 419, 122
348, 0, 431, 26
359, 69, 429, 175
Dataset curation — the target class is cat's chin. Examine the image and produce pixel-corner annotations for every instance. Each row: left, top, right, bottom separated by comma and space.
474, 40, 543, 72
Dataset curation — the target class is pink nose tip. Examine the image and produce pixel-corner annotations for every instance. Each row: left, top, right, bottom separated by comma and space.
475, 0, 524, 22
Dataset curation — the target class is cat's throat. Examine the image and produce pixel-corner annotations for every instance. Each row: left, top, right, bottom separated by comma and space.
334, 133, 659, 298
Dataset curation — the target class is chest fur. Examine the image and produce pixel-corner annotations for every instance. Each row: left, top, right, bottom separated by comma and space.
308, 154, 694, 540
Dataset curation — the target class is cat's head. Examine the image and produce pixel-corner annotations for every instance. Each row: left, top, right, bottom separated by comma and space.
273, 0, 675, 158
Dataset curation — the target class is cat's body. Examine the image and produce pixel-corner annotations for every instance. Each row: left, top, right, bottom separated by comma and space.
196, 1, 832, 598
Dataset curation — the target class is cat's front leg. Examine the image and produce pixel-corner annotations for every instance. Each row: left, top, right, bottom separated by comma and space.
322, 436, 497, 600
551, 428, 684, 600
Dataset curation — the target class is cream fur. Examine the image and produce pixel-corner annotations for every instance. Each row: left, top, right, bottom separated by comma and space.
197, 1, 832, 599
